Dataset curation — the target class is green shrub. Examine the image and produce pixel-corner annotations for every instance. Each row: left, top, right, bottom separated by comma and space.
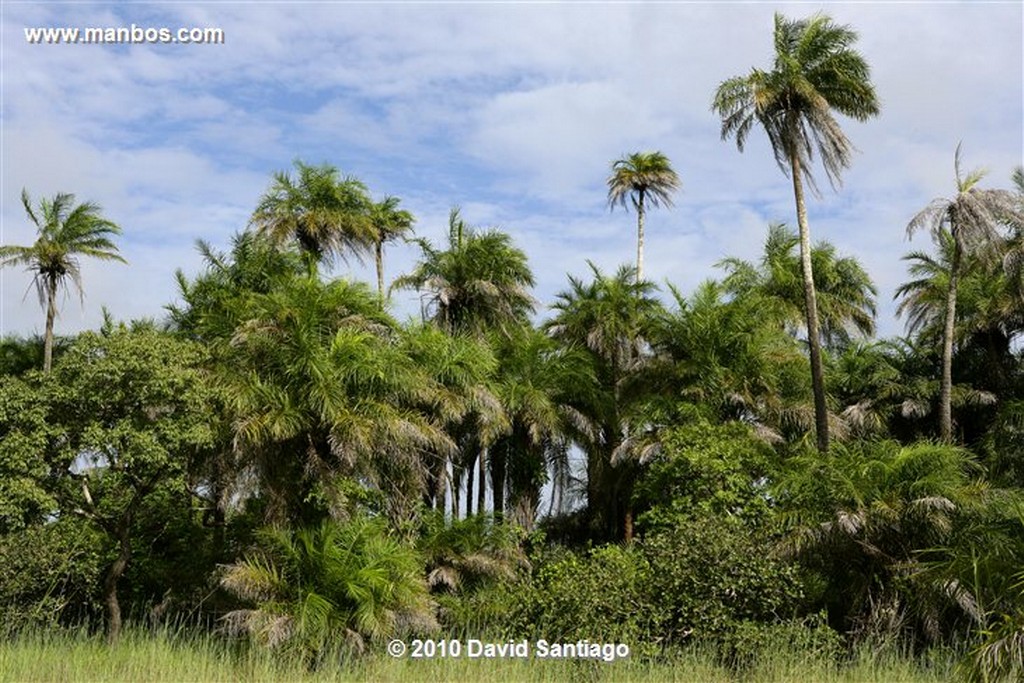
512, 513, 805, 654
634, 421, 777, 531
513, 543, 661, 649
643, 514, 805, 642
0, 519, 107, 630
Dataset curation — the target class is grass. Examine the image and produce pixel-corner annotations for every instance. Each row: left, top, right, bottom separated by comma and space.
0, 626, 960, 683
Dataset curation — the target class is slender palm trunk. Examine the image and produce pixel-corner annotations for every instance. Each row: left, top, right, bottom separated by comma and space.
465, 457, 474, 517
451, 460, 461, 519
490, 442, 506, 521
790, 155, 830, 453
635, 193, 646, 283
940, 236, 961, 443
375, 242, 385, 301
43, 277, 58, 373
477, 448, 486, 516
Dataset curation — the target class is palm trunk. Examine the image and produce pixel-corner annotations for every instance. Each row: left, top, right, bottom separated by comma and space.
477, 448, 486, 516
375, 241, 385, 301
490, 443, 505, 521
636, 193, 646, 282
940, 236, 961, 443
451, 460, 461, 519
43, 278, 58, 373
790, 155, 830, 453
465, 457, 474, 517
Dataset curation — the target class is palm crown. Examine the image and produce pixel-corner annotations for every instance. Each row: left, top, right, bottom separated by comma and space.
1, 189, 125, 371
607, 151, 681, 282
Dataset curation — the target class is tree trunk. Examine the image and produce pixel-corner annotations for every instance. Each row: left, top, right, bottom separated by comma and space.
451, 459, 460, 519
375, 242, 385, 301
636, 193, 646, 283
477, 448, 486, 516
104, 519, 132, 645
43, 278, 58, 373
490, 442, 506, 522
940, 236, 961, 443
790, 155, 830, 454
465, 457, 474, 517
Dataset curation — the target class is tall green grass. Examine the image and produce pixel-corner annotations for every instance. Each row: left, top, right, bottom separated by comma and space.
0, 626, 958, 683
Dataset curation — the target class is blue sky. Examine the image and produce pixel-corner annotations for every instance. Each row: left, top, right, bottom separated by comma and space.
2, 1, 1022, 341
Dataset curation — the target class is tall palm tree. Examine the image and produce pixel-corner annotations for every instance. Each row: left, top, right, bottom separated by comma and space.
545, 262, 663, 540
369, 196, 415, 300
712, 12, 880, 453
906, 145, 1023, 442
1, 190, 125, 372
251, 160, 374, 273
394, 209, 534, 518
606, 151, 681, 282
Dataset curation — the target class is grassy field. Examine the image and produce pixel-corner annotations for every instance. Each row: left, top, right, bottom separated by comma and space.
0, 627, 960, 683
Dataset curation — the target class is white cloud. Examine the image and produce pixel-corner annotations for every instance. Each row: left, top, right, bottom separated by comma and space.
2, 1, 1020, 344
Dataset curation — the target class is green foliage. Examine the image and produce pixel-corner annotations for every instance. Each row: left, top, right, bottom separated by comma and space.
221, 515, 436, 661
634, 421, 777, 529
515, 543, 660, 648
514, 514, 804, 653
251, 160, 374, 268
0, 518, 106, 629
417, 511, 527, 593
0, 376, 56, 533
778, 440, 991, 643
393, 208, 535, 338
0, 325, 216, 640
719, 223, 877, 350
646, 281, 811, 442
643, 515, 805, 642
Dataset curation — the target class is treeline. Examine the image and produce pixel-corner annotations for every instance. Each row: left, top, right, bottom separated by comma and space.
2, 11, 1024, 682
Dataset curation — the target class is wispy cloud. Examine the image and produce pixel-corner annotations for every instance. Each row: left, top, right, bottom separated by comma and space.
3, 2, 1021, 340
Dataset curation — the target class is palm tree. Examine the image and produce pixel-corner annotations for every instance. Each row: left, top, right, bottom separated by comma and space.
222, 515, 436, 662
545, 263, 663, 540
712, 12, 880, 453
719, 223, 877, 350
251, 160, 374, 273
906, 145, 1023, 442
1, 190, 125, 372
221, 275, 453, 525
394, 208, 535, 338
369, 196, 415, 300
394, 209, 534, 515
778, 440, 990, 642
648, 280, 814, 444
490, 326, 594, 528
606, 152, 681, 282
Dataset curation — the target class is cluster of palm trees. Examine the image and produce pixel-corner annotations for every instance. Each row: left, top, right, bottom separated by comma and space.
4, 11, 1021, 528
4, 11, 1024, 672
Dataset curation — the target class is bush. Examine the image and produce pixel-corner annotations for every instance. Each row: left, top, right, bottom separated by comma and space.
634, 421, 777, 531
512, 543, 661, 650
644, 514, 805, 642
512, 513, 806, 654
0, 519, 107, 630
